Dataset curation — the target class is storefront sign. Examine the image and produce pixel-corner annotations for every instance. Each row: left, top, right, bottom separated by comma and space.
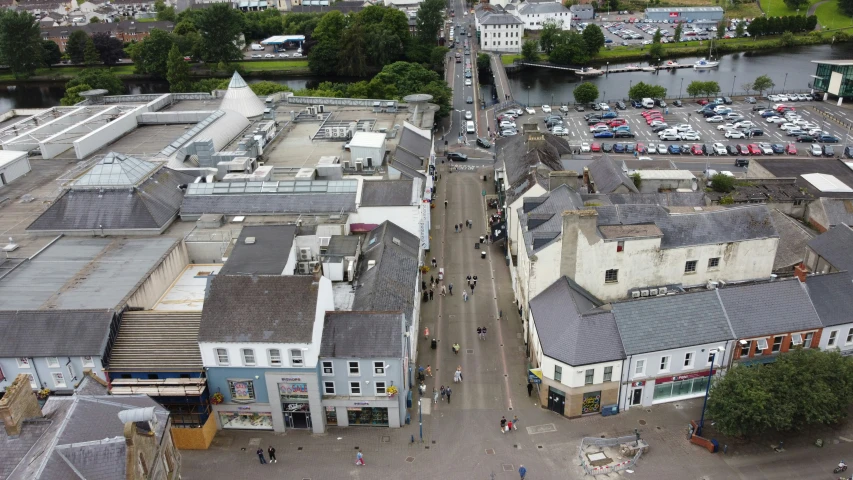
237, 406, 252, 411
353, 401, 370, 406
656, 370, 715, 384
279, 383, 308, 395
669, 12, 679, 17
631, 381, 645, 387
280, 377, 303, 382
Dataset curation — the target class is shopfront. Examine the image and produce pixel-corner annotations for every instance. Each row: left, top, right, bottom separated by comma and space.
321, 397, 403, 428
279, 379, 311, 430
217, 407, 274, 430
581, 391, 601, 415
347, 405, 389, 426
652, 370, 714, 404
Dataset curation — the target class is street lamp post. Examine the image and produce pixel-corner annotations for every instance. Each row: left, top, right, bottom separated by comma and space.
731, 75, 736, 96
696, 346, 725, 437
606, 62, 610, 76
657, 58, 661, 74
783, 73, 788, 94
680, 78, 684, 99
527, 86, 530, 107
418, 399, 423, 442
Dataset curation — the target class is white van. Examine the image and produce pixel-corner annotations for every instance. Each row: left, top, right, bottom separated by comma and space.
466, 121, 475, 134
642, 98, 655, 109
250, 43, 264, 51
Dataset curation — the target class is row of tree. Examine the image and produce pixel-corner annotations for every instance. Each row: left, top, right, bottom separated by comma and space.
747, 15, 817, 37
525, 22, 605, 65
685, 80, 721, 98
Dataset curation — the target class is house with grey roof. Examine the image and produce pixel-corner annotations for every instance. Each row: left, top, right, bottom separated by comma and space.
801, 223, 853, 274
319, 311, 408, 428
351, 177, 430, 249
476, 4, 524, 52
320, 234, 360, 281
528, 277, 624, 418
391, 122, 433, 176
516, 0, 572, 30
220, 225, 298, 276
198, 274, 334, 433
806, 197, 853, 232
612, 290, 735, 410
570, 3, 594, 20
585, 155, 640, 194
805, 271, 853, 356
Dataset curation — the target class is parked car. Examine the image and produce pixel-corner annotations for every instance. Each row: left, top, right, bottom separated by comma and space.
614, 143, 626, 153
602, 143, 614, 153
786, 143, 798, 155
668, 144, 681, 154
477, 137, 492, 148
707, 116, 724, 123
725, 130, 746, 139
737, 144, 749, 155
691, 144, 704, 155
542, 105, 552, 113
594, 131, 616, 138
580, 142, 591, 152
575, 105, 585, 112
673, 100, 683, 107
845, 145, 853, 158
447, 152, 468, 161
747, 144, 762, 155
810, 143, 823, 156
757, 143, 774, 155
525, 107, 536, 115
797, 135, 816, 143
713, 143, 727, 155
734, 158, 750, 167
615, 101, 627, 110
680, 131, 700, 141
819, 135, 840, 143
746, 96, 756, 104
726, 145, 738, 155
657, 143, 668, 154
591, 142, 602, 152
771, 143, 785, 154
824, 144, 835, 157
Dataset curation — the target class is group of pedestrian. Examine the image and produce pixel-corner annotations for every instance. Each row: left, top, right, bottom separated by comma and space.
499, 415, 520, 434
476, 326, 488, 340
438, 385, 453, 403
256, 446, 277, 464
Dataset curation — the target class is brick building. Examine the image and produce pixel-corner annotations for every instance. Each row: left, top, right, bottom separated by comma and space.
40, 20, 174, 52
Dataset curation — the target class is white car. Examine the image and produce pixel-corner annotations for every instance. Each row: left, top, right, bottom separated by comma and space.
758, 143, 774, 155
264, 53, 275, 58
777, 94, 789, 101
525, 107, 536, 115
291, 52, 302, 57
807, 127, 824, 136
590, 125, 610, 133
734, 121, 755, 129
499, 120, 516, 129
580, 142, 591, 152
767, 116, 786, 124
657, 143, 668, 154
706, 115, 724, 123
767, 94, 780, 101
559, 105, 570, 113
680, 131, 700, 141
552, 126, 569, 136
725, 130, 746, 139
810, 144, 823, 156
648, 142, 657, 153
780, 123, 797, 131
279, 53, 288, 58
637, 156, 654, 161
251, 54, 262, 58
659, 132, 680, 141
674, 124, 693, 132
542, 105, 552, 113
713, 143, 727, 155
598, 103, 610, 110
650, 120, 667, 127
798, 94, 810, 101
464, 79, 472, 86
465, 111, 473, 120
717, 123, 736, 131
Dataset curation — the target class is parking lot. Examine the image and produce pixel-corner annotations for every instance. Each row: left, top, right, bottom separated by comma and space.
581, 19, 724, 48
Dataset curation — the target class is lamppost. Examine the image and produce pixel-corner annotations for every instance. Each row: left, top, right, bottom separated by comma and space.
606, 62, 610, 76
696, 346, 725, 437
657, 58, 661, 74
680, 78, 684, 99
783, 73, 788, 94
418, 399, 423, 442
731, 75, 736, 96
527, 86, 531, 107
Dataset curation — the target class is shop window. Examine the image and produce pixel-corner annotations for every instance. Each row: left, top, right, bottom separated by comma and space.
290, 349, 304, 367
228, 380, 255, 402
16, 358, 30, 368
683, 352, 694, 368
46, 357, 59, 368
82, 356, 94, 367
375, 382, 387, 395
772, 336, 784, 352
554, 365, 562, 382
349, 381, 361, 395
605, 269, 618, 283
634, 359, 645, 376
242, 349, 256, 366
215, 348, 229, 366
218, 411, 272, 430
346, 407, 388, 426
708, 257, 720, 269
348, 361, 360, 376
373, 361, 385, 376
268, 349, 282, 367
322, 361, 334, 376
323, 381, 335, 395
684, 260, 697, 273
603, 366, 613, 382
659, 356, 670, 372
828, 330, 838, 346
739, 340, 751, 357
581, 391, 601, 414
52, 372, 66, 388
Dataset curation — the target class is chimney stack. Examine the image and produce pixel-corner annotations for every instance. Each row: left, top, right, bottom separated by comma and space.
549, 171, 579, 192
0, 374, 43, 437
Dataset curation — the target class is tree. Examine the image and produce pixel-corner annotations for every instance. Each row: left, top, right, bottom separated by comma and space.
60, 68, 124, 105
673, 23, 682, 43
686, 80, 704, 98
308, 40, 340, 76
82, 37, 100, 65
312, 10, 346, 44
741, 82, 753, 95
717, 22, 726, 39
0, 10, 43, 79
415, 0, 444, 45
195, 3, 244, 65
843, 0, 853, 16
748, 16, 766, 37
477, 53, 490, 72
539, 20, 560, 54
630, 172, 642, 189
66, 30, 90, 64
779, 31, 796, 47
429, 46, 449, 73
521, 39, 539, 62
549, 31, 589, 65
710, 173, 734, 192
361, 7, 409, 70
41, 40, 61, 68
338, 24, 367, 77
648, 42, 664, 64
166, 44, 191, 93
60, 83, 93, 106
752, 75, 775, 95
582, 24, 605, 56
90, 16, 100, 23
155, 0, 177, 22
92, 32, 124, 65
704, 81, 721, 96
127, 28, 174, 77
628, 81, 666, 100
784, 0, 809, 11
708, 349, 853, 438
735, 21, 745, 38
573, 81, 598, 104
652, 28, 662, 44
806, 14, 818, 30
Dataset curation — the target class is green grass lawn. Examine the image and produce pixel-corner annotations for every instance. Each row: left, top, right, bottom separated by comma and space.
815, 0, 853, 29
236, 60, 309, 71
501, 55, 521, 65
135, 17, 159, 22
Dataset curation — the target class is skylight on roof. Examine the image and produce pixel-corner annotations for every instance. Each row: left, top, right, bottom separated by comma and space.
801, 173, 853, 193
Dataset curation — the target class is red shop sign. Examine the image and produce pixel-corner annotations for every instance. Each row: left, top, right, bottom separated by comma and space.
656, 370, 715, 384
669, 12, 679, 17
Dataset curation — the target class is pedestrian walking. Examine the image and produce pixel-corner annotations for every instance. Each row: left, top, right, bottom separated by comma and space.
356, 451, 365, 466
455, 224, 459, 232
422, 280, 427, 291
430, 275, 434, 285
507, 419, 513, 432
440, 385, 446, 401
424, 327, 429, 339
457, 365, 463, 381
513, 415, 519, 430
432, 257, 437, 268
257, 448, 267, 464
449, 283, 454, 295
429, 288, 434, 300
477, 326, 482, 339
426, 365, 433, 377
519, 465, 527, 479
500, 416, 507, 433
441, 284, 447, 296
527, 382, 533, 397
268, 446, 277, 463
446, 386, 452, 404
445, 200, 448, 209
471, 283, 476, 293
463, 291, 468, 302
482, 326, 487, 340
433, 387, 439, 404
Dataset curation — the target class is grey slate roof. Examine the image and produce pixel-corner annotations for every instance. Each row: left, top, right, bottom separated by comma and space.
27, 167, 194, 233
804, 271, 853, 327
220, 225, 297, 275
518, 1, 568, 14
770, 209, 815, 271
529, 277, 624, 365
199, 275, 320, 343
587, 155, 639, 194
518, 184, 585, 253
583, 192, 707, 207
500, 133, 571, 203
0, 310, 115, 357
352, 222, 420, 326
481, 13, 523, 24
325, 235, 360, 257
807, 223, 853, 272
612, 290, 734, 355
394, 147, 425, 171
816, 198, 853, 228
180, 193, 357, 217
718, 279, 823, 338
389, 158, 427, 180
395, 126, 431, 171
319, 311, 403, 358
360, 180, 414, 207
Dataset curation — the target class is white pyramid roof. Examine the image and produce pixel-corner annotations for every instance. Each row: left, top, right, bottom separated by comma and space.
74, 152, 159, 188
219, 72, 265, 118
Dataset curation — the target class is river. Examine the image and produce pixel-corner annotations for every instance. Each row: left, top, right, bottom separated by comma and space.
505, 43, 853, 105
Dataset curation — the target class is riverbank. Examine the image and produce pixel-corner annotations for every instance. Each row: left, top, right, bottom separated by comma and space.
502, 28, 853, 66
0, 60, 311, 83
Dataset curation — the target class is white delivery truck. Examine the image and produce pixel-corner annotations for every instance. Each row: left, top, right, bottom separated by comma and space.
642, 98, 655, 109
250, 43, 264, 51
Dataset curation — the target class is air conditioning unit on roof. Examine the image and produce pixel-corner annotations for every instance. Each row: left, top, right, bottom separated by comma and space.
299, 247, 311, 261
658, 286, 667, 295
631, 291, 640, 299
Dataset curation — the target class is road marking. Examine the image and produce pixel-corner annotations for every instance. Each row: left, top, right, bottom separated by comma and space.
526, 424, 557, 435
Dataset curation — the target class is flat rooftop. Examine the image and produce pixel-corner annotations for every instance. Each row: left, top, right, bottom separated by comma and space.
54, 125, 186, 161
153, 264, 222, 311
159, 98, 221, 112
751, 158, 853, 198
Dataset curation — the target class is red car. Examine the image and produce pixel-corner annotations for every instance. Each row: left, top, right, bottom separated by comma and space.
737, 144, 749, 155
591, 142, 601, 152
636, 143, 646, 153
609, 118, 627, 127
691, 144, 704, 155
641, 110, 662, 118
747, 144, 762, 155
775, 105, 794, 113
697, 99, 709, 106
786, 143, 798, 155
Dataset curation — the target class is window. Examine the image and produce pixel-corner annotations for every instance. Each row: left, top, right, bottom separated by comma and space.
215, 348, 229, 366
322, 360, 334, 376
790, 333, 803, 346
16, 358, 30, 368
584, 369, 594, 385
228, 380, 255, 401
323, 381, 335, 395
46, 357, 59, 368
605, 269, 618, 283
52, 372, 66, 388
828, 330, 838, 346
634, 359, 646, 376
603, 366, 613, 382
268, 349, 282, 367
349, 381, 361, 395
848, 328, 853, 344
375, 381, 387, 395
374, 361, 386, 376
242, 349, 256, 366
683, 352, 694, 368
804, 332, 814, 348
685, 260, 698, 273
348, 361, 360, 376
554, 365, 562, 382
617, 241, 624, 252
772, 335, 784, 352
740, 340, 751, 356
290, 349, 304, 367
659, 356, 670, 372
82, 356, 94, 367
708, 257, 720, 269
707, 351, 716, 365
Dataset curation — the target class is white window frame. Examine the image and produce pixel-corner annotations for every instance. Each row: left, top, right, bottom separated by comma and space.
828, 330, 838, 346
215, 348, 229, 366
290, 349, 304, 367
659, 356, 670, 373
242, 348, 256, 366
17, 357, 30, 368
373, 361, 386, 376
683, 352, 694, 368
52, 372, 66, 388
375, 381, 387, 395
603, 366, 613, 382
790, 333, 803, 346
268, 349, 282, 367
740, 340, 751, 356
322, 360, 334, 376
584, 369, 594, 385
349, 381, 361, 395
772, 335, 784, 352
227, 379, 256, 402
634, 359, 646, 376
847, 327, 853, 344
554, 365, 562, 382
323, 381, 335, 395
46, 357, 60, 368
756, 338, 769, 351
82, 356, 94, 368
348, 361, 360, 376
804, 332, 814, 348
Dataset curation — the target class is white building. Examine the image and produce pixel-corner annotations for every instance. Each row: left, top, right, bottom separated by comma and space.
516, 2, 572, 31
349, 131, 386, 169
805, 272, 853, 356
477, 8, 524, 53
0, 150, 30, 188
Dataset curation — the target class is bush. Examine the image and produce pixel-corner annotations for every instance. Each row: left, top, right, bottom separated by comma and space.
710, 173, 734, 193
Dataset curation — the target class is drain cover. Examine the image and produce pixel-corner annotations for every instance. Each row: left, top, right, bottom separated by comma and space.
485, 449, 495, 455
406, 457, 415, 463
467, 349, 474, 354
502, 464, 514, 471
639, 420, 647, 425
381, 436, 390, 443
